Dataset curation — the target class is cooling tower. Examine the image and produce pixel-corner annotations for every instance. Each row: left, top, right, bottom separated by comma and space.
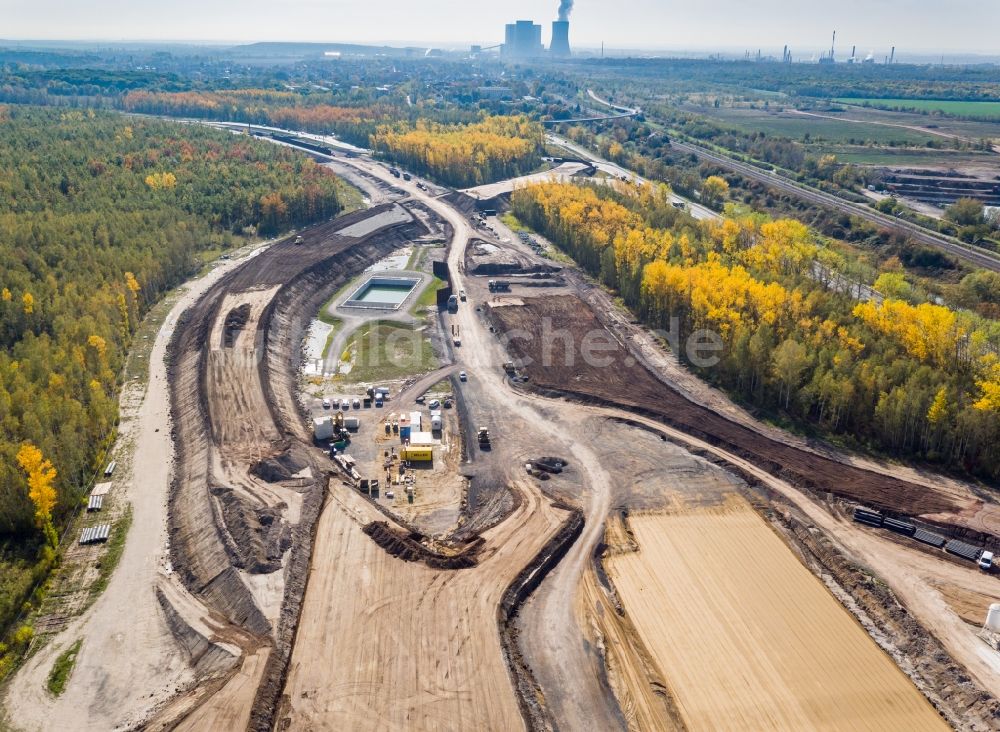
550, 21, 571, 57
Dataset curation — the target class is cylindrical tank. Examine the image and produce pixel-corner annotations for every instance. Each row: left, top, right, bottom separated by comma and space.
987, 603, 1000, 632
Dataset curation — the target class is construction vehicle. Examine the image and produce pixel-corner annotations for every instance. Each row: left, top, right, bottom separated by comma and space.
400, 446, 432, 462
294, 235, 304, 246
477, 427, 491, 448
980, 551, 994, 572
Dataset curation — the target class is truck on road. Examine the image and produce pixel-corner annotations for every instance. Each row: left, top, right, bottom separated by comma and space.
447, 294, 459, 313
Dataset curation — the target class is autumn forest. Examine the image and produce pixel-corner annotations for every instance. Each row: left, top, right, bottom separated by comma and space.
512, 181, 1000, 480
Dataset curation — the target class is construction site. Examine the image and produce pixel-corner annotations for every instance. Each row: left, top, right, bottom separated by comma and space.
5, 125, 1000, 732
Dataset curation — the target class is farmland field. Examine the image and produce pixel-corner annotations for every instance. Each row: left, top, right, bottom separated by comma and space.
687, 105, 942, 145
607, 497, 948, 731
813, 145, 998, 168
835, 98, 1000, 119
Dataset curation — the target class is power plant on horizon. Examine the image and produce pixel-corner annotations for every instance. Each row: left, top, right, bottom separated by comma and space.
500, 19, 571, 59
471, 1, 573, 59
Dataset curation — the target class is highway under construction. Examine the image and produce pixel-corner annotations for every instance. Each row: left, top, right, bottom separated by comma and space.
6, 127, 1000, 732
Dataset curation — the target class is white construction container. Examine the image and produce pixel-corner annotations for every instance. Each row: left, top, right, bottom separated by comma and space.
313, 416, 334, 441
344, 416, 361, 431
986, 603, 1000, 632
430, 415, 443, 431
410, 431, 434, 446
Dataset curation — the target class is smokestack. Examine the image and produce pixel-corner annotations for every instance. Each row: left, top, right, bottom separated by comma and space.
558, 0, 573, 22
550, 20, 571, 57
890, 46, 895, 64
830, 30, 836, 61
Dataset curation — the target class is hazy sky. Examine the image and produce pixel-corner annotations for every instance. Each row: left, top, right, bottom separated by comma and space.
1, 0, 997, 55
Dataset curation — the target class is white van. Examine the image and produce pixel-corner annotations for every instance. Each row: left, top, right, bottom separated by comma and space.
979, 550, 994, 571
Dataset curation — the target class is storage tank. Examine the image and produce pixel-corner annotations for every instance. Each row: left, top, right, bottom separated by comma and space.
987, 603, 1000, 632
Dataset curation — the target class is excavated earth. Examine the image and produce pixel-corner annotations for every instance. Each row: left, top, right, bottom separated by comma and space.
163, 203, 432, 730
487, 294, 1000, 545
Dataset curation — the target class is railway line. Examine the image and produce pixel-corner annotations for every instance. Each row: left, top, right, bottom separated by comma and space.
582, 88, 1000, 272
668, 139, 1000, 272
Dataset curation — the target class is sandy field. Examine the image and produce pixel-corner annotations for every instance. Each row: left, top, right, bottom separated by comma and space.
608, 497, 949, 732
279, 480, 566, 731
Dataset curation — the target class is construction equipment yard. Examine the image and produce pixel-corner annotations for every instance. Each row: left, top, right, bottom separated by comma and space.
5, 129, 1000, 732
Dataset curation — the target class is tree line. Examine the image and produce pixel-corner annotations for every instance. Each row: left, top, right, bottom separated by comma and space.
512, 181, 1000, 481
371, 115, 545, 188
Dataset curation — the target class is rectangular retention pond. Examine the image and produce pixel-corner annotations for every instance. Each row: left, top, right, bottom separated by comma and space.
343, 276, 420, 311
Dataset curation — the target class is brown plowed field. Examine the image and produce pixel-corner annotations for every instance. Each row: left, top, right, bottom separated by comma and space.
489, 295, 990, 525
608, 498, 949, 731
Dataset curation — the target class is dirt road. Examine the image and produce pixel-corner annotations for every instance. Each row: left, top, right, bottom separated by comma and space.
4, 243, 275, 731
538, 397, 1000, 721
288, 155, 632, 729
281, 478, 565, 729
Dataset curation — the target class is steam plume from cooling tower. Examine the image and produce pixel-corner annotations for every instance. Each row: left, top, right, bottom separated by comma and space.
558, 0, 574, 22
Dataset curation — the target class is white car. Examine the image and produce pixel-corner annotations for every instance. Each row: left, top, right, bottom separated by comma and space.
428, 399, 441, 409
352, 398, 361, 409
322, 398, 331, 409
459, 371, 467, 382
341, 399, 350, 410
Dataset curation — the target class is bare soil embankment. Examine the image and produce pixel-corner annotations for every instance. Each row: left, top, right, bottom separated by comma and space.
163, 203, 429, 730
487, 295, 997, 538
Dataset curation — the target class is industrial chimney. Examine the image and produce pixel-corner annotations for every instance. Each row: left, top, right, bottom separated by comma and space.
550, 21, 571, 57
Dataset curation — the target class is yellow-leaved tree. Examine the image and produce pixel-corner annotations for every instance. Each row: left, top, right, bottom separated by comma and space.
16, 443, 58, 545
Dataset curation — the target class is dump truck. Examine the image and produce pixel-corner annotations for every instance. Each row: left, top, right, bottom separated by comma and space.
477, 427, 491, 448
